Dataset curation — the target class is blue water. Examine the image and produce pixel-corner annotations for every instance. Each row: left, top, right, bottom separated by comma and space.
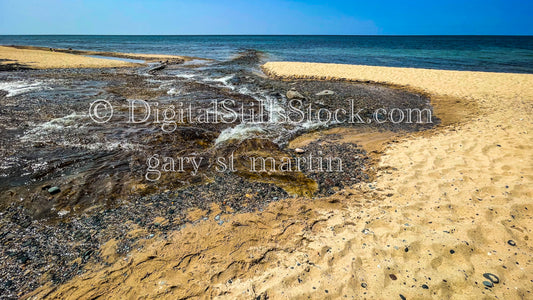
1, 35, 532, 73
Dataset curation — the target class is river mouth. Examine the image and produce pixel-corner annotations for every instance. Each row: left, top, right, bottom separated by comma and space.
0, 50, 436, 220
0, 50, 437, 295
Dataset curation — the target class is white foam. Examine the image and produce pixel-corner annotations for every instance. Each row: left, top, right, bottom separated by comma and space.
61, 141, 139, 151
167, 88, 180, 95
215, 124, 265, 144
21, 113, 87, 141
205, 74, 236, 90
175, 73, 196, 79
0, 80, 49, 97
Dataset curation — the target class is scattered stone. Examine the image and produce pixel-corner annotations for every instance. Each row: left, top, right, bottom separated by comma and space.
422, 284, 429, 289
400, 294, 406, 300
483, 281, 494, 288
47, 186, 60, 195
294, 148, 305, 154
450, 249, 455, 254
286, 88, 304, 99
361, 283, 367, 288
404, 247, 409, 252
315, 90, 335, 96
507, 240, 516, 246
214, 215, 220, 221
389, 274, 398, 280
483, 273, 500, 284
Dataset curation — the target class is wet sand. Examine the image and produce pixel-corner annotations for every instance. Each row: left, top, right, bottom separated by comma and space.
0, 45, 187, 69
17, 60, 533, 299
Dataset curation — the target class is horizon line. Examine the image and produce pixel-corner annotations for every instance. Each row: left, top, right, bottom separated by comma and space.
0, 34, 532, 37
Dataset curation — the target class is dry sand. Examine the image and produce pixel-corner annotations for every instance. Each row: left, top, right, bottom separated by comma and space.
0, 45, 188, 69
25, 63, 532, 299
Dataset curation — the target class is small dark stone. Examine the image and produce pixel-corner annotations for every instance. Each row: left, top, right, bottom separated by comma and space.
325, 290, 329, 293
82, 250, 93, 262
483, 273, 500, 284
361, 283, 367, 288
400, 294, 406, 300
507, 240, 516, 246
404, 247, 409, 252
483, 281, 494, 288
422, 284, 429, 289
450, 249, 455, 254
389, 274, 398, 280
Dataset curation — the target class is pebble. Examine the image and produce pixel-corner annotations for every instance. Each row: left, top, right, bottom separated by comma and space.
389, 274, 398, 280
483, 281, 494, 288
507, 240, 516, 246
400, 294, 406, 300
483, 273, 500, 284
214, 215, 220, 221
47, 186, 60, 195
422, 284, 429, 289
286, 88, 305, 99
294, 148, 305, 154
315, 90, 335, 96
361, 283, 367, 288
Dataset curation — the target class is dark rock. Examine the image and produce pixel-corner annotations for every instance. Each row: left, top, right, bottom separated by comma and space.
400, 294, 406, 300
389, 274, 398, 280
422, 284, 429, 289
507, 240, 516, 246
483, 273, 500, 284
361, 282, 367, 288
483, 281, 494, 288
148, 63, 166, 73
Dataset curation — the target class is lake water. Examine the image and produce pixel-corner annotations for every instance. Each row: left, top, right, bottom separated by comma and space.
1, 35, 532, 73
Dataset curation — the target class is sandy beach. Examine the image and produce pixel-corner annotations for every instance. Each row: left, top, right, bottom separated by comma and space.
15, 59, 532, 299
0, 45, 187, 69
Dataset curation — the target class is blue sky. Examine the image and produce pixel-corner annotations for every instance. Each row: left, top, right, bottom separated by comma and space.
0, 0, 531, 35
